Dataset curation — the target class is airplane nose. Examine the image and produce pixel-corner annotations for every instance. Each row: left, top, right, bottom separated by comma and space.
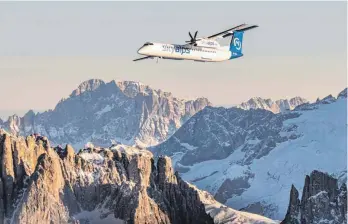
138, 48, 145, 55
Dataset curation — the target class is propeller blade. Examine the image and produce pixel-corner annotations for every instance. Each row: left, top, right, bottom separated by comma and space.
194, 31, 198, 39
189, 32, 194, 41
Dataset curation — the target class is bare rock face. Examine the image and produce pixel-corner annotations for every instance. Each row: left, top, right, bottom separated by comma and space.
0, 130, 48, 224
281, 185, 300, 224
0, 130, 216, 224
281, 170, 347, 224
13, 149, 71, 224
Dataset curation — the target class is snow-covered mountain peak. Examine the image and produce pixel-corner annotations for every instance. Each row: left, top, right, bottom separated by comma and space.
319, 94, 336, 104
295, 88, 347, 111
337, 87, 347, 99
237, 96, 308, 114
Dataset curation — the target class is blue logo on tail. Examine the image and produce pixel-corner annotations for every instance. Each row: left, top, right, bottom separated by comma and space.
230, 31, 244, 59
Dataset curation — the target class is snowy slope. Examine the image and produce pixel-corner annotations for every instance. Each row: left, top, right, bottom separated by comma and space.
152, 89, 347, 220
189, 183, 279, 224
73, 210, 124, 224
227, 96, 346, 219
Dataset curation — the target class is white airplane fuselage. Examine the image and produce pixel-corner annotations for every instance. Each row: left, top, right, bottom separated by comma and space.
137, 42, 236, 62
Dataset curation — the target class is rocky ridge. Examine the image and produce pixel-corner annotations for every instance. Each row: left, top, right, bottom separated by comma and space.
0, 130, 275, 224
282, 170, 347, 224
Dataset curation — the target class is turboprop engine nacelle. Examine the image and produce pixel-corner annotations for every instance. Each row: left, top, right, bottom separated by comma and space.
195, 39, 220, 48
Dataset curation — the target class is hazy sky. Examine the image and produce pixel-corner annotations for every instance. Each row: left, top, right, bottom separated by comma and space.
0, 1, 346, 119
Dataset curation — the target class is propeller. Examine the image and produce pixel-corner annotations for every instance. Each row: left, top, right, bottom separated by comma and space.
186, 31, 198, 44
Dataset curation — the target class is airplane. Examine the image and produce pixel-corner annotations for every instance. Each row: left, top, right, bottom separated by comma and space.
133, 23, 258, 63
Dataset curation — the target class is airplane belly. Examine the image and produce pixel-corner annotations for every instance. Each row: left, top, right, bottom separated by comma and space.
212, 50, 231, 62
190, 51, 215, 61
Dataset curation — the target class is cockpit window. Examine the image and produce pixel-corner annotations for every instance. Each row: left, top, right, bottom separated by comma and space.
143, 42, 154, 46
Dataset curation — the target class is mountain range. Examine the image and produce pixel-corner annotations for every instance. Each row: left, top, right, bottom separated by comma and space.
0, 79, 311, 151
152, 88, 347, 220
1, 130, 345, 224
0, 79, 211, 149
0, 79, 346, 223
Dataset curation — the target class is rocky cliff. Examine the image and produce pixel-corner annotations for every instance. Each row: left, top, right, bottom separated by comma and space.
0, 130, 276, 224
282, 170, 347, 224
1, 79, 211, 149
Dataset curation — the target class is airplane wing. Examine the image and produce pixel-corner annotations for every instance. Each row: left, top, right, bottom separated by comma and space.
206, 24, 258, 40
133, 56, 153, 62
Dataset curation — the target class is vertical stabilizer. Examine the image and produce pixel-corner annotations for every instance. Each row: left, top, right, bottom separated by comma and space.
229, 31, 244, 59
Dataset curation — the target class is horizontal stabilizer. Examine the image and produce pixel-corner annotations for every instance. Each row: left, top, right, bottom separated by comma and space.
206, 23, 247, 39
235, 25, 259, 32
222, 25, 258, 38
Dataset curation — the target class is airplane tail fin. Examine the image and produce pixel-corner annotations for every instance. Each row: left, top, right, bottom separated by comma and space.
229, 31, 244, 58
229, 24, 258, 59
